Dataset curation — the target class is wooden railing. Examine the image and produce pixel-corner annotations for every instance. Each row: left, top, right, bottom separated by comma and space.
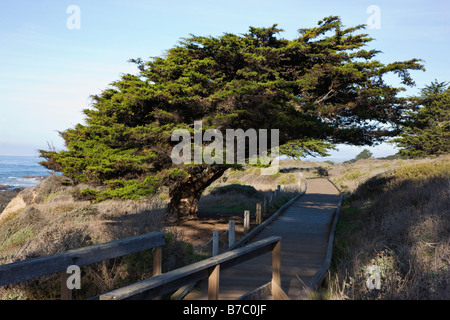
99, 236, 287, 300
0, 231, 166, 300
229, 181, 307, 251
170, 181, 307, 300
193, 182, 306, 257
0, 182, 307, 300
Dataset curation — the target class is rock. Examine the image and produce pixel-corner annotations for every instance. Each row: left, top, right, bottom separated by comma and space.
48, 194, 74, 204
0, 191, 28, 220
0, 175, 74, 222
0, 189, 23, 214
22, 176, 47, 181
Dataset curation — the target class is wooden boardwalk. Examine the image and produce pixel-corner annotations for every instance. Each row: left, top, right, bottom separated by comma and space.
185, 178, 340, 300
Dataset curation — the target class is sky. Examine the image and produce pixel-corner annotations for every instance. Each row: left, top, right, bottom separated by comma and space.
0, 0, 449, 161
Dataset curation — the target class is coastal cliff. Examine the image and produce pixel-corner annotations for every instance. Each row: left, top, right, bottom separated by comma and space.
0, 188, 22, 215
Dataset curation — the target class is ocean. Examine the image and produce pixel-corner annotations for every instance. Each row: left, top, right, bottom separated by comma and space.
0, 156, 51, 189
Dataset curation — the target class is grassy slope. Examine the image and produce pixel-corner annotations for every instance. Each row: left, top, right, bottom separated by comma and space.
198, 164, 307, 215
324, 155, 449, 300
0, 163, 308, 299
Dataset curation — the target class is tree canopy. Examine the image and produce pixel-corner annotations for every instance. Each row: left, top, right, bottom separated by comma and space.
355, 149, 373, 160
392, 80, 450, 158
40, 16, 424, 220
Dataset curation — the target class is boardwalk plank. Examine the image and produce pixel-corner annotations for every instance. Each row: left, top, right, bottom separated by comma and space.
184, 178, 340, 300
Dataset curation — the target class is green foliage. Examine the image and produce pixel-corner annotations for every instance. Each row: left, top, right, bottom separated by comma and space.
74, 176, 160, 202
355, 149, 373, 160
0, 227, 35, 252
76, 188, 101, 201
99, 176, 160, 201
210, 184, 259, 197
280, 139, 337, 159
344, 149, 373, 164
317, 166, 329, 177
392, 80, 450, 158
278, 173, 297, 184
39, 17, 424, 206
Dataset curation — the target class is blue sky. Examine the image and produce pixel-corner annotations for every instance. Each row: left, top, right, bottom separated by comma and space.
0, 0, 449, 161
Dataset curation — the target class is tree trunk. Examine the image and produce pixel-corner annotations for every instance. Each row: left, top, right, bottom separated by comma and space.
166, 165, 228, 222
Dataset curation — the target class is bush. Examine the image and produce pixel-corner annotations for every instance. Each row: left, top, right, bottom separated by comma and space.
327, 159, 450, 300
344, 149, 373, 164
210, 184, 258, 197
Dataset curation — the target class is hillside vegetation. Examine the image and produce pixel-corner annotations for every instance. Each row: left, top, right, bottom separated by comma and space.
325, 155, 449, 299
0, 156, 448, 299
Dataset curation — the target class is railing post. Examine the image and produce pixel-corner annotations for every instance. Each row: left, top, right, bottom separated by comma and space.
60, 271, 72, 300
264, 197, 269, 216
256, 202, 262, 225
208, 265, 220, 300
244, 210, 250, 234
228, 220, 235, 248
212, 231, 219, 257
153, 246, 162, 276
272, 240, 282, 300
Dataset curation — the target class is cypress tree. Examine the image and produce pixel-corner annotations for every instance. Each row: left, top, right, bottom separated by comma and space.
40, 17, 425, 220
392, 80, 450, 158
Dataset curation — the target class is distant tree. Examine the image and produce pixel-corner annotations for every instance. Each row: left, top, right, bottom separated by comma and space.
344, 148, 373, 164
392, 80, 450, 158
317, 166, 329, 177
355, 149, 373, 160
39, 17, 424, 220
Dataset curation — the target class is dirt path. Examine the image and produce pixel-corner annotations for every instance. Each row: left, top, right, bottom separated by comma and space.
170, 214, 248, 253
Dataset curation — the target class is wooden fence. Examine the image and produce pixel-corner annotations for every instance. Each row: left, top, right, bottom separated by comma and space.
194, 184, 301, 257
0, 181, 308, 300
171, 181, 307, 300
99, 236, 287, 300
0, 232, 288, 300
0, 231, 166, 300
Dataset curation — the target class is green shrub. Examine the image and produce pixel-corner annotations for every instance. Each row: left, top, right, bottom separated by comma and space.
0, 227, 35, 252
210, 184, 258, 197
73, 176, 161, 202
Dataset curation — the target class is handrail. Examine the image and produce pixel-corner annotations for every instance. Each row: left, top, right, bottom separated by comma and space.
100, 236, 285, 300
229, 180, 307, 251
0, 231, 166, 299
193, 184, 283, 253
193, 181, 307, 255
171, 180, 307, 300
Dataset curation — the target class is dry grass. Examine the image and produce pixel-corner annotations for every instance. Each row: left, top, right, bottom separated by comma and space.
177, 165, 306, 256
323, 156, 450, 300
328, 156, 449, 193
0, 176, 195, 300
0, 163, 307, 299
197, 163, 305, 215
6, 155, 447, 300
